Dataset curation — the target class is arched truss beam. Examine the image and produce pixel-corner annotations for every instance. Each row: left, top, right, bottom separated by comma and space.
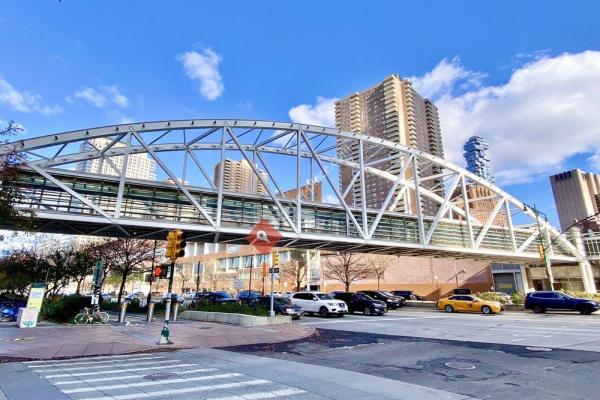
0, 119, 584, 261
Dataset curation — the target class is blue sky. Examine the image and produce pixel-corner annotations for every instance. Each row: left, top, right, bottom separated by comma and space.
1, 1, 600, 227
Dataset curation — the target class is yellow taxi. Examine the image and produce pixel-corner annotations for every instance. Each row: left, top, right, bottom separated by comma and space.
437, 294, 503, 314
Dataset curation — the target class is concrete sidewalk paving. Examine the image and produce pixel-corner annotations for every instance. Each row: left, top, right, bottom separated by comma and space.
0, 319, 314, 361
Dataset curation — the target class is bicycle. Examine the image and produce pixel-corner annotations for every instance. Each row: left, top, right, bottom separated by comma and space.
74, 307, 109, 324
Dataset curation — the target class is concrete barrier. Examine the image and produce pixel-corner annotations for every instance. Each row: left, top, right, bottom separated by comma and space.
404, 300, 437, 308
179, 311, 291, 327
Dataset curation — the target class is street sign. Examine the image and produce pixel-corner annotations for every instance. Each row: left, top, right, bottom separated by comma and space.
92, 261, 104, 284
268, 267, 280, 274
234, 278, 245, 289
246, 220, 281, 254
26, 283, 45, 311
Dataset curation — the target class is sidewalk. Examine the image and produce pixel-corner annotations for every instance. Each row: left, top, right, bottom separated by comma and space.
0, 318, 314, 361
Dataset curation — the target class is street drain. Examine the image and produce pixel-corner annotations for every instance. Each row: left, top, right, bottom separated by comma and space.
144, 372, 177, 381
445, 361, 476, 370
526, 346, 553, 352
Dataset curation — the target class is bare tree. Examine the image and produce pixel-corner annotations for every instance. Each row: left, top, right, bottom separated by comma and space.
281, 257, 306, 292
367, 255, 390, 290
323, 251, 370, 292
175, 264, 193, 293
101, 238, 156, 303
0, 121, 34, 235
204, 266, 223, 291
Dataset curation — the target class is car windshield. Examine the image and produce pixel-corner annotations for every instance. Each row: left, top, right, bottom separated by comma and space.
275, 298, 291, 305
215, 292, 231, 298
560, 292, 575, 298
316, 293, 333, 300
381, 291, 395, 297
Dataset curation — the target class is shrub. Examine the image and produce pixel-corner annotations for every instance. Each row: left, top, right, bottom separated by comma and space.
510, 292, 524, 306
188, 301, 269, 316
475, 291, 511, 304
41, 295, 93, 323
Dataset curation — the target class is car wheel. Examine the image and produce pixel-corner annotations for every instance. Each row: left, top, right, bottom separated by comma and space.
444, 305, 454, 313
363, 307, 373, 316
579, 305, 593, 315
319, 306, 329, 317
532, 305, 546, 314
481, 306, 492, 315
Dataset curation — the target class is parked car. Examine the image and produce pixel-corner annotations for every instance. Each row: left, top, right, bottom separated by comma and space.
290, 292, 348, 317
0, 301, 24, 322
391, 290, 426, 301
359, 290, 404, 309
193, 291, 237, 305
162, 293, 184, 304
237, 290, 262, 303
525, 291, 599, 315
437, 295, 503, 314
252, 296, 304, 319
100, 293, 113, 303
331, 292, 386, 315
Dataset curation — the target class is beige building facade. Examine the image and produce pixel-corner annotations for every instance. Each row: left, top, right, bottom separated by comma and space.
214, 158, 269, 195
550, 169, 600, 232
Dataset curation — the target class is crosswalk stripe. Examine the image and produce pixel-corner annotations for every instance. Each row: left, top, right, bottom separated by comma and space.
29, 356, 163, 368
34, 359, 177, 372
24, 353, 152, 364
207, 388, 307, 400
79, 379, 271, 400
43, 362, 197, 378
63, 372, 242, 393
53, 367, 219, 385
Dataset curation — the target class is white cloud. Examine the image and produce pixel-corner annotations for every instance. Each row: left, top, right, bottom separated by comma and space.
408, 57, 486, 99
70, 85, 130, 108
102, 85, 130, 108
288, 96, 337, 127
415, 51, 600, 184
178, 49, 224, 101
0, 76, 62, 115
74, 87, 106, 107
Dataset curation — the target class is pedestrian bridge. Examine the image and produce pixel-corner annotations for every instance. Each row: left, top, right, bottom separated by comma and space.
0, 119, 583, 264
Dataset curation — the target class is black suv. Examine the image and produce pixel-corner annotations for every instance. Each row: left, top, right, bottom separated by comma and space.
359, 290, 405, 309
525, 291, 599, 315
331, 292, 387, 315
391, 290, 426, 301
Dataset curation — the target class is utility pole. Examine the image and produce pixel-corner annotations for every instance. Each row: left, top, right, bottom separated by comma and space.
527, 204, 554, 291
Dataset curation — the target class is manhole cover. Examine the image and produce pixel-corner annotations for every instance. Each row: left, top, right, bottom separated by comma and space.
444, 361, 476, 370
526, 346, 552, 352
144, 372, 177, 381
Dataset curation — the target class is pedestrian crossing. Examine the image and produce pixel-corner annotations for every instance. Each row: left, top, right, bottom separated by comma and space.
25, 353, 308, 400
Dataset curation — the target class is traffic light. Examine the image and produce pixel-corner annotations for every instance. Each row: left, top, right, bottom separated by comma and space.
538, 244, 546, 263
271, 251, 279, 266
166, 230, 187, 261
154, 263, 169, 279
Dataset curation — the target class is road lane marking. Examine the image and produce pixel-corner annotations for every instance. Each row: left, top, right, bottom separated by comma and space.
207, 388, 307, 400
29, 356, 163, 368
43, 362, 197, 378
78, 379, 271, 400
53, 367, 219, 385
34, 359, 177, 372
63, 372, 243, 393
24, 353, 152, 364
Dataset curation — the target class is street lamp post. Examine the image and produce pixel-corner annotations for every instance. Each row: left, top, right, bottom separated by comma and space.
524, 204, 555, 291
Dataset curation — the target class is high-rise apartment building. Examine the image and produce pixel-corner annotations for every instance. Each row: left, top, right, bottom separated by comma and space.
335, 75, 444, 215
550, 169, 600, 232
76, 137, 157, 180
213, 159, 269, 195
463, 135, 495, 184
283, 181, 323, 203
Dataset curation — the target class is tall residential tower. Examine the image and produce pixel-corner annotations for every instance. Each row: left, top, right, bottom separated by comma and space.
463, 135, 495, 184
213, 158, 269, 195
550, 169, 600, 232
335, 74, 444, 214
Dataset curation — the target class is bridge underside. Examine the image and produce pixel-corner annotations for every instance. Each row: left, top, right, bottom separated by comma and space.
3, 168, 579, 264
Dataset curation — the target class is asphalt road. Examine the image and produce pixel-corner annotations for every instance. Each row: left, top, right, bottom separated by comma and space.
221, 309, 600, 400
297, 308, 600, 352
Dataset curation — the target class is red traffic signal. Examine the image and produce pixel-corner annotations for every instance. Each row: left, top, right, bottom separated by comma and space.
154, 264, 169, 279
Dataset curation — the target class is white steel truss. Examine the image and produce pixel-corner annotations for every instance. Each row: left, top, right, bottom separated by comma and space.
0, 119, 584, 263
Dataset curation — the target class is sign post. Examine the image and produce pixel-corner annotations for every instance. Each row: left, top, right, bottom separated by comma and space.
92, 261, 104, 311
268, 267, 280, 317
